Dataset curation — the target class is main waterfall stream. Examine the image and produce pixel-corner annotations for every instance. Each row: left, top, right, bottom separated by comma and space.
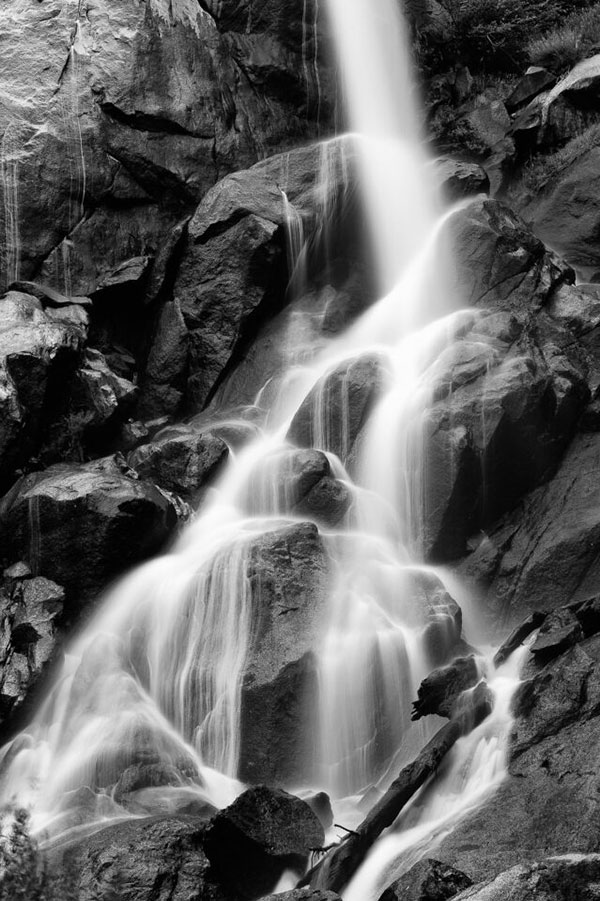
0, 0, 524, 895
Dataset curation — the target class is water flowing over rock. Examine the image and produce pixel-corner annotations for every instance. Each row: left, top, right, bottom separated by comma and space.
0, 455, 181, 612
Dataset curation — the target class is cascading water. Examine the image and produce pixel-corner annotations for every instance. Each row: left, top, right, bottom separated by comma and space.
0, 0, 526, 894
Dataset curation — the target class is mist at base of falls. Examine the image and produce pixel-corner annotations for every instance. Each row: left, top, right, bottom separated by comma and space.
0, 0, 528, 894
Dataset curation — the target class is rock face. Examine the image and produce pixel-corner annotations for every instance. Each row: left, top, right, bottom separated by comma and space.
0, 568, 65, 734
446, 198, 572, 313
203, 786, 324, 900
0, 0, 333, 297
240, 522, 330, 785
452, 856, 600, 901
0, 290, 88, 488
420, 310, 588, 560
0, 455, 180, 613
458, 433, 600, 629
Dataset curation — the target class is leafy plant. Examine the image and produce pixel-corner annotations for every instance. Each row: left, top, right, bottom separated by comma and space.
0, 810, 78, 901
527, 5, 600, 71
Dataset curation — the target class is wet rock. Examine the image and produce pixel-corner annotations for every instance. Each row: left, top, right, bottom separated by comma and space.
77, 348, 138, 430
0, 290, 87, 487
55, 816, 227, 901
452, 855, 600, 901
493, 611, 546, 667
243, 447, 351, 527
505, 67, 557, 113
287, 354, 389, 466
204, 785, 324, 900
417, 572, 464, 665
1, 0, 333, 296
0, 572, 65, 732
412, 656, 481, 721
0, 455, 180, 613
129, 428, 229, 503
378, 857, 473, 901
447, 198, 573, 313
434, 158, 489, 201
240, 522, 330, 785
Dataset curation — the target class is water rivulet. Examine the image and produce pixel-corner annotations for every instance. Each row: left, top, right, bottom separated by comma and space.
0, 0, 524, 895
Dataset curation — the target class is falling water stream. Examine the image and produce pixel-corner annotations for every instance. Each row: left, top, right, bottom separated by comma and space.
0, 0, 526, 895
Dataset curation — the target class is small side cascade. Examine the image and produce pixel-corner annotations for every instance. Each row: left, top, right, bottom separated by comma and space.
302, 0, 322, 126
0, 122, 22, 288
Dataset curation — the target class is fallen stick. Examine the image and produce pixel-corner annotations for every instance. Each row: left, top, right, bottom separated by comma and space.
300, 685, 492, 894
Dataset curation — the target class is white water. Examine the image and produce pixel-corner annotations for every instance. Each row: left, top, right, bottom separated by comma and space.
0, 0, 524, 893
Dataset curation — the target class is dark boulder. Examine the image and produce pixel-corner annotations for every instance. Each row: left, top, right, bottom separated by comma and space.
204, 785, 324, 900
0, 455, 181, 613
529, 607, 583, 662
129, 427, 229, 503
378, 858, 473, 901
239, 522, 330, 785
412, 656, 482, 721
287, 354, 389, 466
505, 67, 557, 113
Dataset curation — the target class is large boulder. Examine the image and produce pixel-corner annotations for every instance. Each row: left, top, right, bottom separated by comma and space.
0, 455, 181, 613
420, 311, 588, 560
204, 785, 324, 900
239, 521, 330, 784
0, 0, 333, 297
0, 290, 88, 487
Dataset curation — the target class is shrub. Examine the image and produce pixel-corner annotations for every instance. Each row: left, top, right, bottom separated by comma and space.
442, 0, 595, 72
0, 810, 78, 901
523, 121, 600, 191
527, 5, 600, 71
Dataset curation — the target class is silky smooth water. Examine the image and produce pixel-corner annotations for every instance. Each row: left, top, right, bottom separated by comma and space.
0, 0, 523, 893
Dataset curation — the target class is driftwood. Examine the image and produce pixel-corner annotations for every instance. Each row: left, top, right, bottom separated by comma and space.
300, 690, 492, 894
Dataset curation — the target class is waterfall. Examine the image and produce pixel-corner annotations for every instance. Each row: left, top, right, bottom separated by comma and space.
0, 0, 525, 890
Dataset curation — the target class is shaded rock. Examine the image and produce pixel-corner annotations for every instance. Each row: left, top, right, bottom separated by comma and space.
0, 573, 64, 732
506, 67, 557, 113
129, 428, 229, 502
240, 522, 330, 785
421, 312, 588, 561
0, 455, 180, 612
243, 447, 351, 527
378, 858, 473, 901
452, 855, 600, 901
0, 290, 87, 486
412, 656, 481, 721
447, 198, 573, 313
418, 572, 464, 665
139, 298, 189, 419
204, 785, 324, 900
55, 815, 227, 901
287, 354, 389, 466
304, 792, 334, 831
434, 158, 489, 202
457, 433, 600, 629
